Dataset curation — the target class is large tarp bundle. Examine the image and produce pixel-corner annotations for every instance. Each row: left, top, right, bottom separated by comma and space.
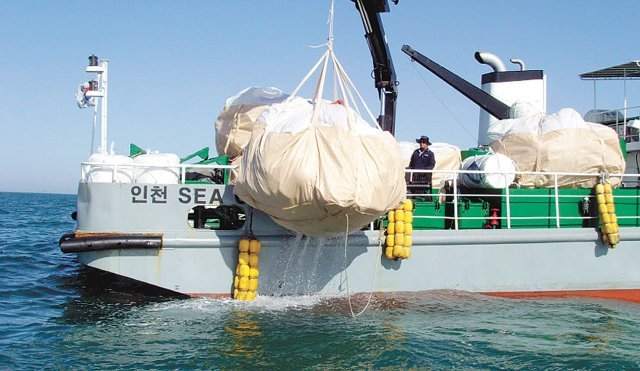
215, 87, 289, 160
488, 108, 625, 188
234, 97, 406, 237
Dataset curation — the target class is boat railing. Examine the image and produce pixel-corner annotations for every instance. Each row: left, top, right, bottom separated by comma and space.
81, 160, 639, 230
405, 168, 637, 230
80, 161, 237, 184
588, 105, 640, 143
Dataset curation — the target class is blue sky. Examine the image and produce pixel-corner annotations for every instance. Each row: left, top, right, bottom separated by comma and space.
1, 0, 638, 194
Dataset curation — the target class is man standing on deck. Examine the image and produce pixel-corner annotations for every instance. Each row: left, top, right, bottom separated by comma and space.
408, 135, 436, 198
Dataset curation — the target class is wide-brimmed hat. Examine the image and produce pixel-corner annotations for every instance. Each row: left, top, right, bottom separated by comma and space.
416, 135, 432, 145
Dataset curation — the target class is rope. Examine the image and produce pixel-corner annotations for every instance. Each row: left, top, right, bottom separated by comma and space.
408, 60, 479, 146
343, 213, 381, 318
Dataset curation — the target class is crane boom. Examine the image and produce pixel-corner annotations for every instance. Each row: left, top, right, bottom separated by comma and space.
353, 0, 398, 135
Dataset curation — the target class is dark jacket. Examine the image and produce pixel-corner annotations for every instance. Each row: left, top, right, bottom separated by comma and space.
409, 148, 436, 184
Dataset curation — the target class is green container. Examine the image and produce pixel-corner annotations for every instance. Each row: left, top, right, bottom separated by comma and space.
500, 188, 592, 229
457, 199, 490, 229
611, 188, 639, 227
412, 199, 447, 230
410, 197, 489, 230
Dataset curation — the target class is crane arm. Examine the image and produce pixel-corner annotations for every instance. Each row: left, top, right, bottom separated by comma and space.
353, 0, 398, 135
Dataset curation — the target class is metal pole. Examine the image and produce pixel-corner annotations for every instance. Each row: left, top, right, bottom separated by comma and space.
101, 61, 109, 154
505, 172, 511, 229
554, 174, 560, 228
453, 170, 459, 230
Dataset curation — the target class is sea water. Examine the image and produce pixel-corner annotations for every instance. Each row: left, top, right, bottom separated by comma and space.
1, 192, 639, 369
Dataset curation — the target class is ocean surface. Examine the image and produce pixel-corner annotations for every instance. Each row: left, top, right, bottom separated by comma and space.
1, 191, 640, 369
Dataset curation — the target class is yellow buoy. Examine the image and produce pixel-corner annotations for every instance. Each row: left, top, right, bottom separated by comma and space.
239, 276, 249, 291
239, 238, 250, 252
238, 252, 249, 265
250, 267, 259, 278
388, 210, 395, 224
404, 211, 413, 224
600, 212, 611, 224
395, 233, 404, 246
605, 193, 614, 204
596, 194, 606, 205
387, 222, 395, 235
386, 234, 395, 247
395, 221, 405, 234
610, 214, 617, 224
249, 239, 261, 253
395, 209, 405, 222
239, 264, 250, 277
612, 223, 619, 233
249, 253, 259, 267
598, 204, 608, 214
245, 291, 256, 301
402, 246, 411, 259
604, 183, 612, 194
610, 233, 620, 245
385, 246, 394, 260
403, 199, 413, 211
403, 235, 412, 247
393, 245, 404, 259
607, 203, 615, 213
234, 276, 239, 289
237, 290, 247, 301
595, 183, 604, 194
248, 278, 259, 291
404, 223, 413, 235
233, 288, 239, 299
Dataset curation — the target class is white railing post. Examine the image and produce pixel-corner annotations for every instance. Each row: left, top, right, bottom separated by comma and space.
112, 164, 118, 183
554, 173, 560, 228
453, 170, 459, 230
505, 171, 511, 229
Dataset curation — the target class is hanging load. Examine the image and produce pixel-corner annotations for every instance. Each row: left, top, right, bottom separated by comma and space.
234, 32, 406, 237
458, 153, 516, 189
214, 87, 289, 184
215, 87, 289, 160
399, 141, 462, 188
235, 97, 406, 237
488, 108, 625, 188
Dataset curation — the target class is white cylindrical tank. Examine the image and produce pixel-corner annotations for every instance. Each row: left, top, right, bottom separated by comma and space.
134, 153, 181, 184
458, 153, 516, 189
83, 153, 134, 183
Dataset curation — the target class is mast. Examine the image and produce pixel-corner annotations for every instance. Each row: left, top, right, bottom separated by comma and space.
85, 55, 109, 154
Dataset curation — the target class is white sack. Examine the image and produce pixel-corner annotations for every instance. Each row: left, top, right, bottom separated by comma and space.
458, 153, 516, 189
235, 97, 406, 237
215, 87, 289, 160
488, 108, 625, 188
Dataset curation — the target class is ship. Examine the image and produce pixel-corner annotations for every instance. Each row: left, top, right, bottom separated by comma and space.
60, 0, 640, 303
